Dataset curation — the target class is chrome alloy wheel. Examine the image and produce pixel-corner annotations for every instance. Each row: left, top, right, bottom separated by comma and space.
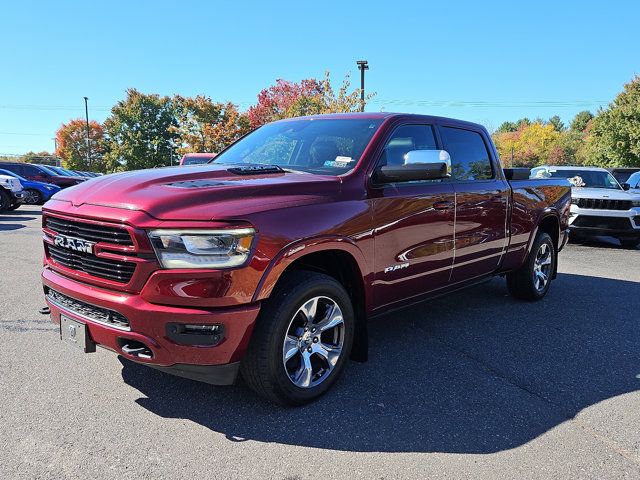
282, 296, 345, 388
24, 189, 41, 205
533, 242, 552, 292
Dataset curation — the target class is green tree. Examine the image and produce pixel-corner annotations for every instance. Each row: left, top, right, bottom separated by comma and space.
55, 119, 107, 172
569, 110, 593, 132
496, 121, 517, 133
104, 89, 178, 171
588, 76, 640, 167
548, 115, 565, 132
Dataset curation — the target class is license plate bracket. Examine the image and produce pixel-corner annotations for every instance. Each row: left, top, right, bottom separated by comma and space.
60, 315, 96, 353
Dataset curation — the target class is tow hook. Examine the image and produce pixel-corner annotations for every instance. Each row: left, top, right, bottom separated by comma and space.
118, 339, 153, 359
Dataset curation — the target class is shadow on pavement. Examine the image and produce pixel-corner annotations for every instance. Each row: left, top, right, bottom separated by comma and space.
121, 273, 639, 453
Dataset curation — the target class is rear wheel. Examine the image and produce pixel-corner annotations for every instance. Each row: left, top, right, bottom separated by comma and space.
507, 232, 556, 301
24, 189, 43, 205
0, 190, 11, 213
241, 271, 354, 406
620, 238, 640, 250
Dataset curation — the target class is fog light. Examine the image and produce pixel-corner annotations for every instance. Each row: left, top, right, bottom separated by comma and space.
166, 323, 224, 346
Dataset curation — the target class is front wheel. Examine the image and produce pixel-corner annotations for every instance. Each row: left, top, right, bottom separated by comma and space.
24, 189, 43, 205
0, 190, 11, 213
507, 232, 556, 301
241, 271, 354, 406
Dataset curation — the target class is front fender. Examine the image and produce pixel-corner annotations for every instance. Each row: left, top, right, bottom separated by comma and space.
252, 235, 372, 308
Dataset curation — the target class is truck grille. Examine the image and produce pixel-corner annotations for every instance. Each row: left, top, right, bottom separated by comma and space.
47, 244, 136, 283
46, 288, 130, 330
44, 215, 137, 283
45, 216, 133, 245
575, 198, 632, 210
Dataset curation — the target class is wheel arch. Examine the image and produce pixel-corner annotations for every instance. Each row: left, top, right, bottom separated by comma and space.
253, 238, 371, 361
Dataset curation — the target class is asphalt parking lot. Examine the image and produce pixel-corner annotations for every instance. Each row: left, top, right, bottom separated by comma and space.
1, 206, 639, 479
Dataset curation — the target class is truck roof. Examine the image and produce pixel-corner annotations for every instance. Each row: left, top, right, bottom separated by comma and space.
271, 112, 488, 131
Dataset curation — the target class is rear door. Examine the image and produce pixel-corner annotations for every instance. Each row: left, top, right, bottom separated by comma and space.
438, 125, 510, 283
371, 124, 456, 309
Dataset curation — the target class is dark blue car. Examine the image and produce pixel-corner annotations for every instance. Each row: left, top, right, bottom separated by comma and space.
0, 168, 61, 205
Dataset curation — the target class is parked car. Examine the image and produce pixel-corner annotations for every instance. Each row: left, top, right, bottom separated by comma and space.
624, 171, 640, 194
531, 166, 640, 249
36, 165, 89, 183
180, 153, 217, 166
0, 163, 86, 188
0, 168, 61, 205
0, 173, 25, 212
42, 113, 571, 406
608, 167, 640, 184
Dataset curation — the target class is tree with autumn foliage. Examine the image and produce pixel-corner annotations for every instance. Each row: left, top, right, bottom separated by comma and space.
171, 96, 250, 155
247, 72, 373, 128
55, 119, 107, 172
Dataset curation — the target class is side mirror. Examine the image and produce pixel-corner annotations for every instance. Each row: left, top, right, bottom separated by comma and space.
374, 150, 452, 184
621, 183, 631, 191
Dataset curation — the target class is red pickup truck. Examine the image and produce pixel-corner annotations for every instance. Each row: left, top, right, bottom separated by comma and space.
42, 113, 570, 405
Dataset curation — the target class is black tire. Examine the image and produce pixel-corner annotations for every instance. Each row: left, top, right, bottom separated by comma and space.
241, 271, 354, 406
507, 232, 556, 301
620, 238, 640, 250
8, 203, 20, 210
24, 188, 43, 205
0, 189, 11, 213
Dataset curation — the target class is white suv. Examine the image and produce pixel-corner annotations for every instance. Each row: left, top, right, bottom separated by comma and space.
531, 166, 640, 249
0, 173, 25, 212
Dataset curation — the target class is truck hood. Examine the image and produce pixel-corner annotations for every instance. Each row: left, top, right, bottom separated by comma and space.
571, 187, 633, 200
50, 164, 341, 221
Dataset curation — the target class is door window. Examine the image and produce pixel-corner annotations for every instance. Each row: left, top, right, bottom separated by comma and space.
379, 124, 437, 167
440, 127, 493, 181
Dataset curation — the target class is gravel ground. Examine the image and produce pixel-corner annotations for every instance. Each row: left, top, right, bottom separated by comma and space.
1, 206, 639, 479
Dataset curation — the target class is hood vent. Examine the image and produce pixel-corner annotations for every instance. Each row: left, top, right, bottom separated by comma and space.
227, 165, 284, 175
167, 179, 232, 188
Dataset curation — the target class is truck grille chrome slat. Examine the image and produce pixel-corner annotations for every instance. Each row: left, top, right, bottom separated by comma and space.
46, 288, 130, 330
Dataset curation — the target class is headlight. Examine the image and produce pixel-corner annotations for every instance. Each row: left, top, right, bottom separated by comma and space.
571, 197, 579, 205
148, 228, 255, 269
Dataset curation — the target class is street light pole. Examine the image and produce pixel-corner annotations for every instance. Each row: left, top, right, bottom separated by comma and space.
83, 96, 91, 168
356, 60, 369, 112
52, 137, 59, 166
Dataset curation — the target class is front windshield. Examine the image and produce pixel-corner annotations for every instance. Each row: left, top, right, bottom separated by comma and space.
213, 118, 383, 175
532, 168, 622, 190
50, 166, 74, 176
183, 156, 214, 165
37, 165, 58, 176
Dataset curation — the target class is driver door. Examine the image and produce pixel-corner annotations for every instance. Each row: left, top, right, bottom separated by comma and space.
370, 124, 456, 310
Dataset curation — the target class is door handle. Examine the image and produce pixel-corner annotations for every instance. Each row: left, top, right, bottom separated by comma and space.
433, 200, 454, 210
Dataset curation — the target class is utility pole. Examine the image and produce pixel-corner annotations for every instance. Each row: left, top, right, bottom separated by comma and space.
83, 96, 91, 168
356, 60, 369, 112
52, 138, 59, 166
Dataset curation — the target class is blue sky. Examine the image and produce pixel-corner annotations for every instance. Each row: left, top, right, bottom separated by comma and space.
1, 0, 639, 154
